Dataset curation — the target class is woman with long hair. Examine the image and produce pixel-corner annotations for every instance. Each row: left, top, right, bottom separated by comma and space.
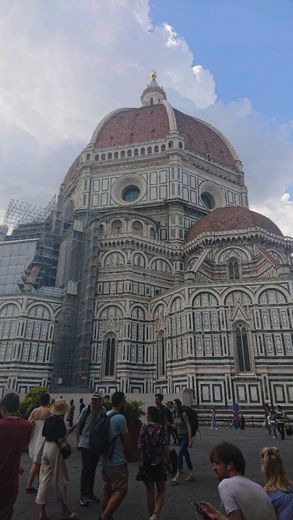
26, 392, 51, 494
137, 406, 167, 520
35, 398, 77, 520
261, 447, 293, 519
170, 399, 193, 484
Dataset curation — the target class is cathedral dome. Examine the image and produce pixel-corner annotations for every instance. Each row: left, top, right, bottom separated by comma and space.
186, 207, 283, 242
90, 72, 239, 172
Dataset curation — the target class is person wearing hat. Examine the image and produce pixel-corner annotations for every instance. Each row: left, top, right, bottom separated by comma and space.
76, 393, 105, 507
35, 398, 77, 520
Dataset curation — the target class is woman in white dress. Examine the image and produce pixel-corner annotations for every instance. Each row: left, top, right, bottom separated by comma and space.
25, 393, 51, 493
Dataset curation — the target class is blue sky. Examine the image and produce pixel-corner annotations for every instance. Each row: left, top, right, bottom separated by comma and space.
151, 0, 293, 125
0, 0, 292, 234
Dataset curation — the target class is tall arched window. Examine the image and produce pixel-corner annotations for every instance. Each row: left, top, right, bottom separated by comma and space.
228, 259, 240, 280
133, 252, 146, 267
150, 227, 156, 240
235, 323, 251, 372
111, 220, 122, 234
131, 306, 145, 343
157, 333, 166, 379
132, 221, 143, 236
104, 336, 116, 377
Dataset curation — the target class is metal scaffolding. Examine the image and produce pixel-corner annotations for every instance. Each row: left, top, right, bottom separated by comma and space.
3, 196, 56, 230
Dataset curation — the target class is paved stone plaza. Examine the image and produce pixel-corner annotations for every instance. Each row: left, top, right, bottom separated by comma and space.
14, 425, 293, 520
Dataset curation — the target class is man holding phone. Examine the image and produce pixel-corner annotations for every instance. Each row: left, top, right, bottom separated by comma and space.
202, 442, 276, 520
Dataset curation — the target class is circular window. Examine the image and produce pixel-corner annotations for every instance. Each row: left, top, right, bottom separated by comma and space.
201, 192, 215, 209
122, 185, 140, 202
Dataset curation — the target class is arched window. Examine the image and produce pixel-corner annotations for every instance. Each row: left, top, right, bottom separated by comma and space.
150, 227, 156, 240
120, 150, 125, 158
157, 333, 166, 379
104, 252, 125, 266
114, 151, 119, 159
161, 144, 166, 152
111, 220, 122, 234
154, 304, 165, 320
131, 306, 145, 347
99, 224, 105, 235
228, 259, 240, 280
141, 147, 145, 155
225, 290, 252, 306
151, 258, 171, 273
132, 221, 143, 236
28, 305, 50, 320
0, 304, 18, 318
107, 152, 112, 160
147, 146, 152, 154
235, 323, 251, 372
171, 297, 182, 314
154, 145, 159, 153
99, 306, 123, 320
131, 306, 145, 321
104, 336, 116, 377
133, 253, 146, 267
95, 154, 99, 161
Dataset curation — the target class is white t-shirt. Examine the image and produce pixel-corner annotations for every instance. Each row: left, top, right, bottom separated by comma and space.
218, 475, 276, 520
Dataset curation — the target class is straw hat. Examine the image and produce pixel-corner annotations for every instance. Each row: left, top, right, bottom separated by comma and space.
51, 398, 69, 416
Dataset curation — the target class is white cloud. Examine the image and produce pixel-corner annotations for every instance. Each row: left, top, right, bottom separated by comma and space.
0, 0, 292, 237
251, 193, 293, 237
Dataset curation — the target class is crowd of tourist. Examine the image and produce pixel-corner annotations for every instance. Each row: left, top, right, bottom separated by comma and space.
0, 390, 292, 520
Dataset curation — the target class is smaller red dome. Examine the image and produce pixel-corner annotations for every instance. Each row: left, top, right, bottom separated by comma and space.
186, 207, 283, 242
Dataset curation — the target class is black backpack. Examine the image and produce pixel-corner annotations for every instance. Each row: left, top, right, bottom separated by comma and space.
89, 410, 120, 456
143, 427, 164, 466
182, 406, 199, 437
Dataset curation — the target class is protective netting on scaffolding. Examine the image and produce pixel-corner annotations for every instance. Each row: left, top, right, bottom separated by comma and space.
3, 195, 56, 230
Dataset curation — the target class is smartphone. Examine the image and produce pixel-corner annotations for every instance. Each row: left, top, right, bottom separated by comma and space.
192, 502, 209, 519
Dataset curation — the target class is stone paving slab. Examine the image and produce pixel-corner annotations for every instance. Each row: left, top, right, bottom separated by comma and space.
14, 426, 293, 520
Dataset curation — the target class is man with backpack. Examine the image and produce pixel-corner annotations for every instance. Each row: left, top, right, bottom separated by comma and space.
77, 393, 105, 507
100, 392, 129, 520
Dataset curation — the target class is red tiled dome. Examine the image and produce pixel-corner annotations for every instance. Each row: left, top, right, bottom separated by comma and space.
174, 109, 236, 171
186, 207, 283, 242
93, 103, 237, 170
94, 105, 170, 149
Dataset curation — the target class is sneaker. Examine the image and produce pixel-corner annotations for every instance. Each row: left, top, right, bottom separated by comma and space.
185, 473, 194, 482
80, 496, 89, 507
86, 493, 100, 503
149, 514, 159, 520
170, 477, 179, 484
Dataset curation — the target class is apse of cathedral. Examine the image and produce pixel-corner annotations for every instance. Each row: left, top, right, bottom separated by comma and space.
0, 72, 292, 415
